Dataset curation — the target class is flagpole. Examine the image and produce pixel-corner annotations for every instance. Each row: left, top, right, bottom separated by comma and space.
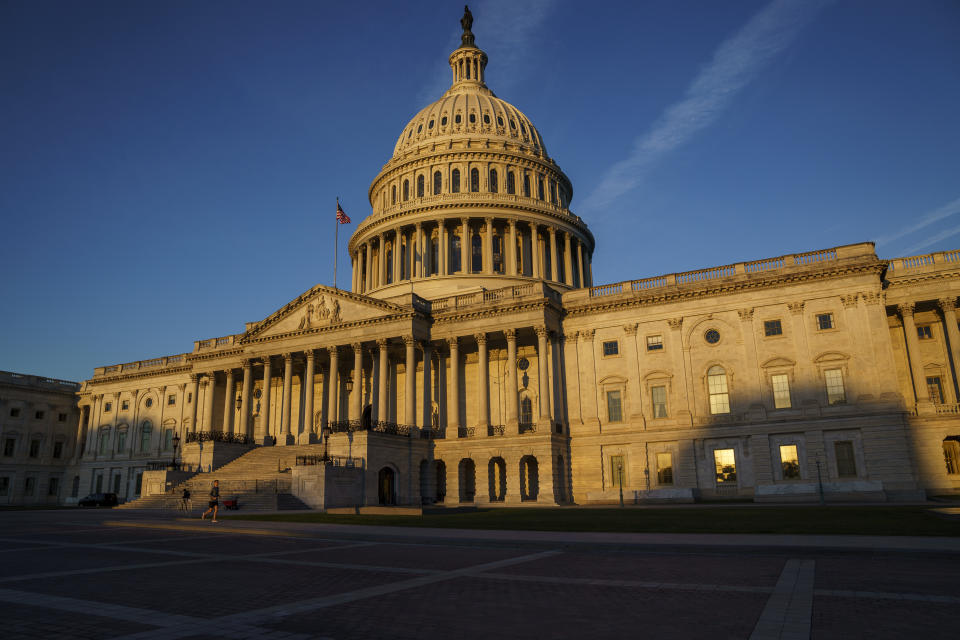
334, 197, 339, 290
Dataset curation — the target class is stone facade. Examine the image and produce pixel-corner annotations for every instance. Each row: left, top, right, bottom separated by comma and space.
63, 13, 960, 506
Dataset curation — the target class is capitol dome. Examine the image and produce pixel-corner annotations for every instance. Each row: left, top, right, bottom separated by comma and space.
349, 8, 594, 300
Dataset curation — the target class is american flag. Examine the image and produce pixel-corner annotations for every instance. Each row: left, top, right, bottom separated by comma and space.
336, 201, 351, 224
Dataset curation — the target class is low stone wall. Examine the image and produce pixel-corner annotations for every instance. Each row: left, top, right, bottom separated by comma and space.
140, 470, 195, 497
291, 464, 365, 510
179, 442, 252, 473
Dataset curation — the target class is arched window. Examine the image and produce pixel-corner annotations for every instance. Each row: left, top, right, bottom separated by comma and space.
430, 237, 439, 275
417, 175, 424, 198
465, 58, 471, 79
507, 171, 516, 194
537, 176, 545, 200
489, 169, 498, 193
523, 174, 531, 198
520, 395, 533, 426
98, 428, 111, 455
450, 235, 461, 273
549, 179, 557, 204
707, 366, 730, 414
433, 171, 442, 195
472, 233, 483, 272
391, 185, 396, 205
386, 247, 393, 283
470, 168, 479, 192
140, 421, 152, 452
451, 169, 460, 193
403, 179, 409, 201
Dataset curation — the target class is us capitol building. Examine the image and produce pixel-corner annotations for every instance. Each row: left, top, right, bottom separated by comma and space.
29, 11, 959, 508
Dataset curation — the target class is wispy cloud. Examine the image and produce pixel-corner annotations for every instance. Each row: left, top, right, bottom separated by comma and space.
874, 195, 960, 249
583, 0, 833, 213
900, 220, 960, 256
416, 0, 557, 103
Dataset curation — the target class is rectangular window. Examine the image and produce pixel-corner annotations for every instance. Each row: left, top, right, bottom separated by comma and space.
816, 313, 834, 330
10, 408, 20, 418
48, 477, 60, 496
780, 444, 800, 479
652, 385, 668, 418
116, 431, 127, 452
601, 340, 619, 357
103, 402, 112, 412
656, 452, 673, 485
121, 400, 129, 411
646, 335, 664, 351
771, 374, 792, 409
917, 325, 933, 340
34, 410, 44, 420
606, 390, 623, 423
58, 413, 67, 422
834, 441, 857, 477
29, 440, 40, 458
164, 429, 173, 451
24, 477, 35, 496
927, 376, 944, 405
0, 477, 8, 496
112, 474, 121, 493
714, 449, 737, 484
609, 455, 625, 488
824, 369, 846, 405
3, 438, 14, 457
764, 319, 783, 336
708, 371, 730, 415
99, 434, 110, 455
944, 440, 960, 475
167, 394, 176, 406
53, 442, 63, 459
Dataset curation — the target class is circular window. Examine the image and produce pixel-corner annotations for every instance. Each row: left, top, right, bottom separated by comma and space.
441, 116, 448, 126
428, 119, 434, 129
705, 329, 721, 344
417, 124, 422, 133
497, 116, 504, 127
483, 114, 490, 124
145, 398, 153, 408
517, 358, 530, 371
469, 113, 476, 123
254, 389, 262, 399
455, 114, 462, 124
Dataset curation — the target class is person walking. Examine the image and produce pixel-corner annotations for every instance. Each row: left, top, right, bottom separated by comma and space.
201, 480, 220, 522
181, 488, 191, 512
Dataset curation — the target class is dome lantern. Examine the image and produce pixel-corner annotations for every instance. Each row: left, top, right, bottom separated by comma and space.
447, 5, 489, 95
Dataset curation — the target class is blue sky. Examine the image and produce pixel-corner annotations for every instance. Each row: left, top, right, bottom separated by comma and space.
2, 0, 958, 382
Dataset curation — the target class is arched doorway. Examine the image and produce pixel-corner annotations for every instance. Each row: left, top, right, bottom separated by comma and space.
458, 459, 476, 503
488, 457, 506, 502
378, 467, 396, 505
520, 456, 539, 502
361, 404, 372, 429
435, 460, 447, 503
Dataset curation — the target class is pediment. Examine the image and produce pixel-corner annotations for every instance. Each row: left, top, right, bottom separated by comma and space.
244, 285, 408, 340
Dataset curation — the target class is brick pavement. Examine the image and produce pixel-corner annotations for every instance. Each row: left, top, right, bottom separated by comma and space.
0, 510, 958, 639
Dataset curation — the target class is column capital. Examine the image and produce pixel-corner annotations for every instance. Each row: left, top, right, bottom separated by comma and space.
282, 352, 293, 362
189, 374, 199, 383
623, 323, 638, 336
840, 294, 859, 309
507, 218, 517, 229
474, 332, 488, 345
939, 297, 957, 312
351, 342, 362, 351
737, 308, 755, 321
241, 358, 252, 369
504, 328, 517, 341
535, 325, 549, 339
402, 335, 417, 347
446, 336, 459, 348
787, 301, 805, 315
898, 302, 916, 317
304, 348, 316, 360
327, 345, 339, 356
261, 356, 273, 366
222, 368, 233, 376
564, 331, 579, 344
376, 338, 390, 348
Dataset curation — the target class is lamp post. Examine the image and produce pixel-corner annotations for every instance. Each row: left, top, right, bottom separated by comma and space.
171, 432, 181, 471
617, 460, 624, 508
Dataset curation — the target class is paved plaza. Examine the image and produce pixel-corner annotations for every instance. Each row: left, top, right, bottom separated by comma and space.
0, 510, 958, 639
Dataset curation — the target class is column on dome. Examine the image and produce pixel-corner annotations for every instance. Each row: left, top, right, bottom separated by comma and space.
351, 254, 358, 292
393, 226, 402, 282
280, 353, 293, 445
899, 303, 930, 405
301, 349, 315, 443
239, 360, 252, 438
447, 337, 460, 434
484, 217, 493, 275
377, 339, 389, 423
536, 326, 551, 426
508, 219, 518, 276
327, 347, 339, 425
421, 341, 433, 429
260, 358, 272, 444
548, 227, 557, 282
404, 336, 416, 426
578, 240, 586, 289
461, 218, 470, 274
365, 241, 373, 291
505, 329, 519, 431
475, 333, 489, 436
222, 369, 235, 434
202, 372, 216, 431
414, 222, 423, 278
188, 374, 200, 433
379, 232, 387, 287
563, 231, 573, 286
530, 223, 541, 279
440, 221, 448, 276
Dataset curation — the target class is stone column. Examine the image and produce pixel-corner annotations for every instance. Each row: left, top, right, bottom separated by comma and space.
939, 297, 960, 398
548, 227, 557, 281
239, 360, 252, 438
622, 324, 644, 421
475, 333, 489, 436
461, 218, 470, 273
404, 336, 416, 426
202, 373, 216, 431
422, 341, 433, 429
302, 350, 315, 443
393, 228, 402, 282
260, 358, 272, 443
279, 353, 293, 444
578, 241, 586, 288
377, 339, 389, 423
536, 327, 552, 427
327, 347, 339, 425
352, 343, 363, 423
899, 303, 930, 405
530, 224, 540, 279
508, 219, 518, 276
484, 217, 493, 274
222, 369, 235, 434
505, 329, 519, 431
448, 337, 461, 434
563, 231, 573, 286
351, 254, 358, 292
414, 222, 423, 278
365, 242, 373, 291
440, 221, 448, 276
188, 374, 199, 433
379, 233, 387, 287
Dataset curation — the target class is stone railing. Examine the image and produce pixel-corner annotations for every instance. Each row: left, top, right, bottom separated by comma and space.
934, 403, 960, 416
0, 370, 79, 391
93, 354, 191, 378
374, 192, 571, 221
431, 281, 560, 313
887, 250, 960, 274
587, 245, 854, 298
184, 431, 253, 445
193, 334, 243, 352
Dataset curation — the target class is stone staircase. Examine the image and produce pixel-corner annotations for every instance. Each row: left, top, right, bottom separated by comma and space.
117, 444, 324, 512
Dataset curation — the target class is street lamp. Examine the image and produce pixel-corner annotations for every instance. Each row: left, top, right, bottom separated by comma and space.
171, 432, 181, 470
235, 393, 242, 411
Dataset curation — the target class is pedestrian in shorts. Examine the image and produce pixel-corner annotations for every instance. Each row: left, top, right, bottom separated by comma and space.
201, 480, 220, 522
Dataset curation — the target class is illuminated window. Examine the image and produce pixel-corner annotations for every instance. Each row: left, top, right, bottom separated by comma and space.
714, 449, 737, 484
764, 319, 782, 336
606, 390, 623, 423
646, 335, 663, 351
824, 369, 845, 405
602, 340, 619, 356
707, 366, 730, 414
834, 441, 857, 477
656, 452, 673, 485
652, 386, 667, 418
780, 444, 800, 479
943, 438, 960, 475
771, 374, 791, 409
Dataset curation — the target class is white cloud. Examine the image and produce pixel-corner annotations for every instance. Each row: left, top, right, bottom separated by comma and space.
874, 195, 960, 248
583, 0, 833, 213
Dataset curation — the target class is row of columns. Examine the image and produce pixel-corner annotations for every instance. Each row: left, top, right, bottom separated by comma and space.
351, 218, 593, 293
898, 297, 960, 407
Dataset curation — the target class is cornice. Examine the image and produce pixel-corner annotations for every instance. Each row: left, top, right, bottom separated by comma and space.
85, 365, 193, 387
884, 269, 960, 288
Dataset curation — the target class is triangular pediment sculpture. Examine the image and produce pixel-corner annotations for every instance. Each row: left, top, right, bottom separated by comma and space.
243, 285, 408, 341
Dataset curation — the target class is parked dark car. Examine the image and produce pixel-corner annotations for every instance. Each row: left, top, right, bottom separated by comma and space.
78, 493, 118, 507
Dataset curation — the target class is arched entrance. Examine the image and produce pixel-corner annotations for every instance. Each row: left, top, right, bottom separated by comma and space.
435, 460, 447, 503
378, 466, 396, 505
458, 458, 476, 503
361, 404, 373, 429
520, 455, 539, 501
488, 457, 506, 502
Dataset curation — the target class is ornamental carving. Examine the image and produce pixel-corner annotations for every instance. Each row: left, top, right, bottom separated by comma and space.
504, 328, 517, 340
861, 292, 882, 306
666, 318, 683, 330
898, 302, 915, 317
564, 331, 579, 343
474, 333, 488, 345
298, 295, 342, 329
939, 297, 957, 312
623, 323, 638, 336
737, 308, 754, 321
579, 328, 595, 341
787, 301, 805, 315
840, 294, 858, 308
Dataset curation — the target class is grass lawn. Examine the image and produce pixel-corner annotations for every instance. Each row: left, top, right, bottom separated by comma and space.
225, 505, 960, 536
